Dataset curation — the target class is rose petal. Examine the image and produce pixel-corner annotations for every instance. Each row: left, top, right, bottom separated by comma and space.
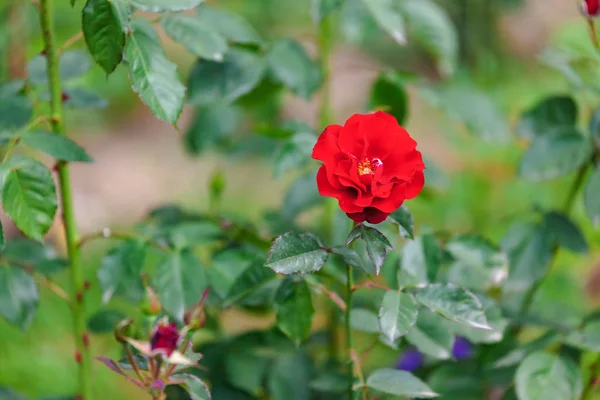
312, 125, 342, 163
405, 170, 425, 199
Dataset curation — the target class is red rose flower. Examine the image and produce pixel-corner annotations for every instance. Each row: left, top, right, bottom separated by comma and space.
583, 0, 600, 15
312, 112, 425, 224
150, 319, 180, 356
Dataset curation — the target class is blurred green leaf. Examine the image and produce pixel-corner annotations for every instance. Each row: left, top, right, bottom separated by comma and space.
406, 309, 454, 359
224, 261, 277, 307
2, 156, 57, 241
415, 283, 490, 330
389, 205, 414, 239
378, 290, 418, 342
154, 249, 208, 323
0, 80, 25, 98
517, 96, 577, 139
267, 38, 322, 100
20, 130, 92, 162
447, 295, 507, 344
0, 386, 27, 400
0, 95, 32, 135
171, 373, 211, 400
492, 331, 559, 369
188, 48, 266, 106
273, 132, 315, 178
87, 309, 127, 333
330, 246, 367, 273
563, 321, 600, 352
515, 352, 582, 400
266, 232, 328, 275
184, 105, 242, 155
427, 365, 484, 399
398, 233, 441, 288
309, 371, 349, 393
267, 352, 312, 400
543, 211, 588, 254
161, 14, 228, 61
225, 348, 270, 395
281, 173, 323, 221
130, 0, 204, 12
399, 0, 458, 76
275, 277, 314, 345
62, 87, 109, 109
82, 0, 125, 74
311, 0, 344, 23
585, 168, 600, 225
519, 128, 592, 181
346, 224, 393, 275
0, 264, 38, 330
2, 239, 66, 276
368, 71, 409, 125
124, 23, 185, 124
350, 308, 379, 334
361, 0, 406, 45
27, 50, 92, 85
98, 239, 146, 303
196, 6, 262, 46
366, 368, 438, 398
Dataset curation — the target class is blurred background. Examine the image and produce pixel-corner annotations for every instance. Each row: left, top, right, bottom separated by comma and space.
1, 0, 600, 398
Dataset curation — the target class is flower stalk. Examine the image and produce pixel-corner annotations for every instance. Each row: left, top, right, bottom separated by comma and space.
38, 0, 92, 398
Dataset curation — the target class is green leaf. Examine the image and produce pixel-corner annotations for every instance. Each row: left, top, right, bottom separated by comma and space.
399, 0, 458, 76
87, 309, 127, 333
161, 14, 228, 61
2, 156, 57, 241
83, 0, 126, 74
445, 234, 509, 291
378, 290, 418, 342
398, 233, 441, 288
274, 277, 314, 345
273, 131, 315, 178
585, 168, 600, 225
311, 0, 344, 23
519, 128, 592, 181
346, 224, 393, 275
267, 352, 312, 400
0, 221, 4, 249
281, 173, 323, 221
20, 130, 93, 162
389, 205, 414, 239
415, 283, 490, 330
427, 365, 484, 399
188, 48, 266, 106
330, 246, 367, 273
0, 96, 32, 135
350, 308, 380, 334
224, 261, 277, 307
98, 240, 146, 303
517, 96, 577, 139
225, 348, 269, 396
196, 6, 262, 46
563, 320, 600, 351
366, 368, 438, 398
0, 265, 38, 330
171, 373, 211, 400
0, 386, 27, 400
502, 221, 554, 292
124, 23, 185, 124
446, 295, 507, 344
130, 0, 204, 12
154, 249, 208, 323
110, 0, 132, 32
27, 50, 92, 85
406, 309, 454, 359
515, 352, 582, 400
0, 80, 25, 98
2, 238, 66, 276
62, 87, 109, 109
361, 0, 406, 45
267, 38, 322, 99
543, 211, 588, 253
368, 71, 409, 125
184, 105, 241, 155
266, 232, 328, 275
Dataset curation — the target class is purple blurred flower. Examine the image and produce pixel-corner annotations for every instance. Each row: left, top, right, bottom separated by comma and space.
395, 347, 424, 371
452, 336, 473, 360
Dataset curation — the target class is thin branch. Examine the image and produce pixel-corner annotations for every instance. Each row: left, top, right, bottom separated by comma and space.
307, 279, 347, 311
352, 281, 390, 292
350, 349, 368, 400
588, 18, 600, 51
125, 345, 145, 383
58, 31, 83, 56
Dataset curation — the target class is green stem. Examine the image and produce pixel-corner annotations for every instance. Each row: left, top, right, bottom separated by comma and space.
345, 264, 355, 399
518, 163, 591, 320
582, 353, 600, 400
39, 1, 92, 399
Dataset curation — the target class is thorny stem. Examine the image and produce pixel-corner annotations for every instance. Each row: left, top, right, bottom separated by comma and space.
39, 1, 92, 399
518, 163, 591, 324
350, 349, 368, 400
76, 229, 171, 252
345, 264, 355, 399
125, 345, 144, 383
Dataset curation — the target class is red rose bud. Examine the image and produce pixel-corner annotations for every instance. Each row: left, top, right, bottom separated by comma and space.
583, 0, 600, 16
312, 112, 425, 224
150, 318, 180, 357
61, 92, 70, 102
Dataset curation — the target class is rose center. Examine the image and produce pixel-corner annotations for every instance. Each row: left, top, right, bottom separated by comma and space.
357, 158, 383, 176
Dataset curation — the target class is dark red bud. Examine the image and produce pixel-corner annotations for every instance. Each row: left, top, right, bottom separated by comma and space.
74, 350, 82, 364
40, 49, 47, 56
76, 292, 83, 304
583, 0, 600, 16
83, 281, 91, 290
61, 92, 69, 102
82, 332, 90, 348
150, 319, 180, 357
